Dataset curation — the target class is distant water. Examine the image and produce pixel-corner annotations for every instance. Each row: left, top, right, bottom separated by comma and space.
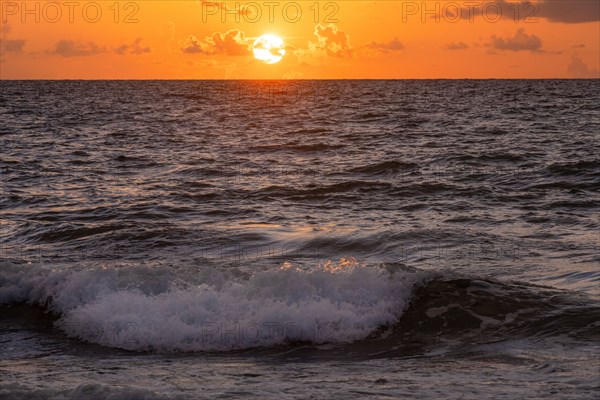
1, 80, 599, 399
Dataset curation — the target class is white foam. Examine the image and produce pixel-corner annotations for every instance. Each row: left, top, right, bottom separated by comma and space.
0, 260, 425, 352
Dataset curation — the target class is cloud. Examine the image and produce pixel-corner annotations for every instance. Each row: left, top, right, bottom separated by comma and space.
299, 24, 352, 58
210, 30, 250, 55
182, 29, 250, 56
0, 24, 26, 55
52, 40, 105, 57
444, 42, 469, 50
449, 1, 599, 24
114, 38, 151, 55
2, 39, 26, 54
490, 29, 542, 52
568, 54, 599, 78
535, 0, 600, 23
366, 37, 404, 52
182, 35, 204, 54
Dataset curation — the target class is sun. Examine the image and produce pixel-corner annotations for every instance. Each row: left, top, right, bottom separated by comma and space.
253, 34, 286, 64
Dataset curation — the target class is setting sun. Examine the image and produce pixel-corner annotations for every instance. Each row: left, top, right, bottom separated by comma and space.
252, 34, 286, 64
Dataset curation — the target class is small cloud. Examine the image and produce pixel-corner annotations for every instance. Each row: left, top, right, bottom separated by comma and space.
52, 40, 105, 57
2, 39, 26, 54
296, 24, 352, 58
444, 42, 469, 50
114, 45, 127, 55
210, 30, 250, 55
182, 29, 250, 56
568, 54, 599, 78
490, 29, 542, 52
314, 24, 352, 57
114, 38, 151, 55
1, 24, 26, 56
366, 37, 404, 52
571, 44, 586, 49
182, 35, 204, 54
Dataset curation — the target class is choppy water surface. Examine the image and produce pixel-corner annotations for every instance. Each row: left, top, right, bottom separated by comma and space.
1, 80, 599, 399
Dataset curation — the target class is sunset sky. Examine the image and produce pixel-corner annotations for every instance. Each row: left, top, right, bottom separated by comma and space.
1, 0, 598, 79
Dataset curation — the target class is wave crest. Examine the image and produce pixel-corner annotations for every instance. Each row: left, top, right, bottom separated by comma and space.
0, 260, 424, 352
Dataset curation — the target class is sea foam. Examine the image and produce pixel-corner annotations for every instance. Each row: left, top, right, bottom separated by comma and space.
0, 260, 424, 352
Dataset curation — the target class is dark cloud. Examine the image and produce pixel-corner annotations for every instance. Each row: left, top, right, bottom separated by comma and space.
444, 42, 469, 50
115, 38, 151, 55
1, 24, 26, 55
182, 36, 204, 54
52, 40, 105, 57
536, 0, 600, 23
2, 39, 26, 54
448, 1, 599, 24
490, 29, 542, 52
182, 30, 250, 56
366, 37, 404, 52
568, 54, 599, 78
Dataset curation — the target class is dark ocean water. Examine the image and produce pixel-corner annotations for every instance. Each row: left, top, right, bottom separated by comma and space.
1, 80, 599, 399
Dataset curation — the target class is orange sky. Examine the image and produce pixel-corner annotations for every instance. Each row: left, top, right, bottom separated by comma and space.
1, 0, 598, 79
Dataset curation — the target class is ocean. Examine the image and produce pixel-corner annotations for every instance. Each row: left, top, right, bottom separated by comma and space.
1, 80, 599, 399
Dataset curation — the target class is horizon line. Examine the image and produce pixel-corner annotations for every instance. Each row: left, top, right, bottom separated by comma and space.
1, 78, 599, 81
